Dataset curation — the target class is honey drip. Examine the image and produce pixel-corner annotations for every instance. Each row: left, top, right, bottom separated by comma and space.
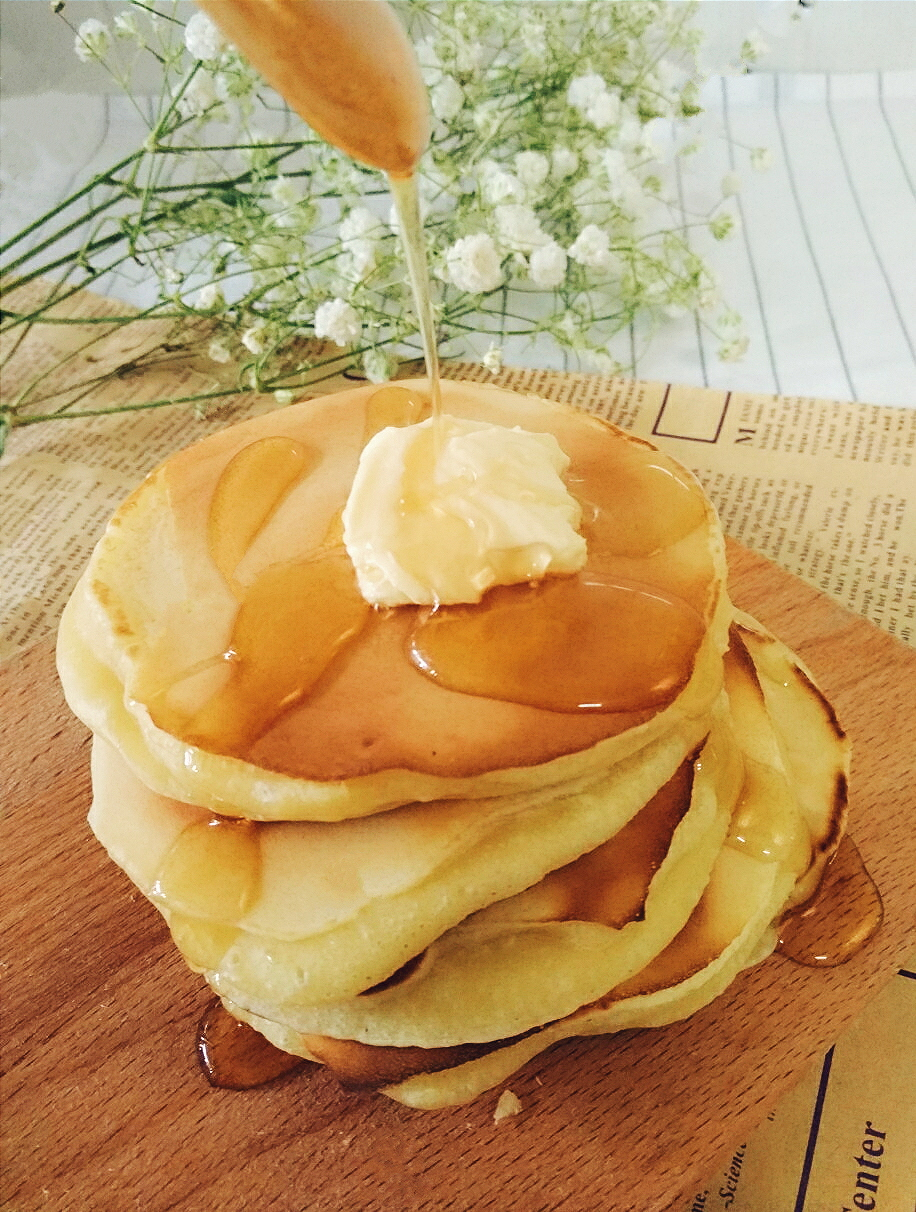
153, 816, 260, 922
362, 383, 430, 441
519, 759, 693, 926
208, 437, 316, 594
389, 174, 442, 419
410, 576, 706, 714
777, 836, 884, 966
197, 997, 306, 1090
181, 550, 370, 753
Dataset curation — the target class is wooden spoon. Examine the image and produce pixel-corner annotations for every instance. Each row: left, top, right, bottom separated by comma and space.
195, 0, 430, 177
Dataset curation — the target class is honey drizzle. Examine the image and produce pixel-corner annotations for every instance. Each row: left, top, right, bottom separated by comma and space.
409, 576, 706, 714
197, 998, 306, 1090
389, 174, 442, 420
181, 550, 370, 753
208, 437, 317, 595
776, 835, 884, 966
520, 759, 693, 927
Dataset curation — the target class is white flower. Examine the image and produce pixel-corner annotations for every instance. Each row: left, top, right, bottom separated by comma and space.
194, 282, 224, 310
566, 73, 621, 130
178, 72, 218, 119
586, 89, 621, 130
273, 389, 295, 406
184, 11, 227, 61
113, 11, 141, 41
495, 203, 549, 253
314, 298, 361, 346
363, 347, 393, 383
513, 151, 550, 190
74, 19, 110, 63
479, 160, 525, 206
750, 147, 774, 172
718, 333, 750, 362
602, 148, 628, 183
208, 339, 232, 364
340, 207, 383, 281
741, 30, 770, 63
340, 207, 383, 242
270, 176, 301, 209
413, 37, 441, 77
445, 233, 503, 293
529, 241, 567, 289
710, 212, 739, 241
616, 114, 644, 152
241, 323, 268, 355
721, 171, 742, 197
431, 75, 464, 123
567, 73, 607, 115
343, 238, 377, 281
551, 147, 579, 180
482, 344, 503, 374
568, 224, 613, 272
584, 350, 618, 374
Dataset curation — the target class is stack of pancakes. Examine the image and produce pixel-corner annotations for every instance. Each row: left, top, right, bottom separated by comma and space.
57, 381, 848, 1109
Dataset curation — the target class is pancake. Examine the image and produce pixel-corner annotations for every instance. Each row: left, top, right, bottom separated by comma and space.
57, 380, 849, 1110
210, 618, 846, 1107
58, 381, 729, 821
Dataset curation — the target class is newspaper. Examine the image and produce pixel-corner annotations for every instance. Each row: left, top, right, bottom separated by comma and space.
1, 294, 914, 1211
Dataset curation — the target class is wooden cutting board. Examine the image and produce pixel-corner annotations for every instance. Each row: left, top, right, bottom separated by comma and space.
2, 544, 915, 1212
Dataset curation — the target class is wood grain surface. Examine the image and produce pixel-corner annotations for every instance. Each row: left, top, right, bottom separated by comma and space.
2, 543, 915, 1212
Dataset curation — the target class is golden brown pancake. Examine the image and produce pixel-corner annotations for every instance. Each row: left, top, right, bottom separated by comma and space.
58, 381, 730, 820
58, 381, 849, 1110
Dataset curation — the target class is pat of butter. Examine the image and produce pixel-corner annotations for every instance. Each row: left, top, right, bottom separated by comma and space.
342, 415, 587, 607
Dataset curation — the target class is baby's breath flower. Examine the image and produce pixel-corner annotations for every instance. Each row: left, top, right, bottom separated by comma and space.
568, 224, 613, 272
273, 389, 295, 406
314, 298, 361, 347
513, 151, 550, 191
718, 332, 750, 362
479, 160, 525, 206
431, 75, 464, 123
270, 175, 301, 210
710, 212, 737, 241
113, 11, 141, 42
567, 73, 607, 115
482, 343, 503, 374
194, 282, 224, 311
74, 18, 110, 63
750, 147, 774, 172
494, 203, 548, 253
445, 233, 503, 294
241, 322, 268, 355
178, 72, 219, 120
340, 207, 383, 242
551, 147, 579, 180
22, 0, 751, 435
184, 11, 227, 61
529, 241, 567, 289
740, 30, 770, 64
363, 347, 394, 383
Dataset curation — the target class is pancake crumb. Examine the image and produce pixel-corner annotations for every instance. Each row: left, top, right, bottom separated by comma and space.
493, 1089, 522, 1123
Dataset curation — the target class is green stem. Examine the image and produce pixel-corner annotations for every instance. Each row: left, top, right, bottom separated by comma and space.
0, 149, 144, 258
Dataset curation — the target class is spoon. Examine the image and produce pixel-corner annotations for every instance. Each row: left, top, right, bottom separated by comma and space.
195, 0, 430, 178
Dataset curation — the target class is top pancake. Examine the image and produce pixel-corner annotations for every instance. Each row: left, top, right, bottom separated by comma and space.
57, 381, 729, 820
